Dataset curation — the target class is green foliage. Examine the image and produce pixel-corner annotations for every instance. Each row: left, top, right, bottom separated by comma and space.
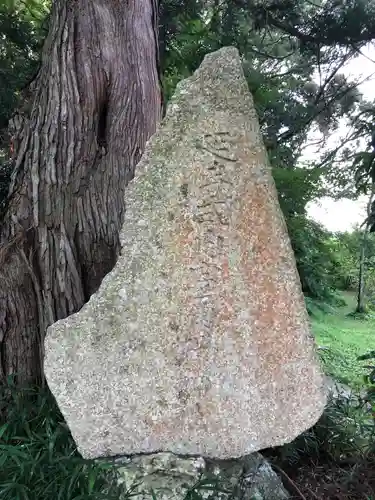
272, 393, 373, 467
273, 165, 325, 216
0, 380, 269, 500
0, 0, 48, 129
160, 2, 219, 102
0, 0, 49, 206
312, 291, 375, 388
324, 232, 360, 291
358, 350, 375, 419
182, 476, 234, 499
285, 215, 337, 300
248, 0, 375, 48
0, 379, 123, 500
288, 226, 375, 304
268, 291, 375, 497
330, 230, 375, 311
268, 393, 375, 499
161, 0, 366, 158
321, 100, 375, 200
270, 295, 375, 489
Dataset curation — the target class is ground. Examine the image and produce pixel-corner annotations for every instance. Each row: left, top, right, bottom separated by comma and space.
312, 291, 375, 389
280, 291, 375, 500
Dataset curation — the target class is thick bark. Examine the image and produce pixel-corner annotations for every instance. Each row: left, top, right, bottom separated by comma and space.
0, 0, 161, 384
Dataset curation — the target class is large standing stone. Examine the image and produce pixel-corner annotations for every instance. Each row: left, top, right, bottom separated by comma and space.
45, 47, 326, 460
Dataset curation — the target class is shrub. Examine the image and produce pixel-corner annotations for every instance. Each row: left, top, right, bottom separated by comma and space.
0, 378, 122, 500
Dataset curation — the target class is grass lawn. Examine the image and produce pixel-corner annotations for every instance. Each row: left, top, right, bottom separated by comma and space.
311, 291, 375, 389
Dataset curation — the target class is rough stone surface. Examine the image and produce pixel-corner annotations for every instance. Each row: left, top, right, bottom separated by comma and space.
45, 46, 326, 460
113, 451, 290, 499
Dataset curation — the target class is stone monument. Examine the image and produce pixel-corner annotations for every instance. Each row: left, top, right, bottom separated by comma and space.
45, 47, 326, 466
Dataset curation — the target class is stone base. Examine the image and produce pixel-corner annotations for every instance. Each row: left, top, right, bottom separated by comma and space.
111, 452, 289, 499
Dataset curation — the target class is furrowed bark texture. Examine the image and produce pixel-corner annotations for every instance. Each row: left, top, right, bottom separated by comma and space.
0, 0, 161, 384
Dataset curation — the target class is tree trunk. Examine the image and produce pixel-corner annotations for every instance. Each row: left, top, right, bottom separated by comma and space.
0, 0, 161, 385
356, 232, 367, 314
356, 189, 375, 314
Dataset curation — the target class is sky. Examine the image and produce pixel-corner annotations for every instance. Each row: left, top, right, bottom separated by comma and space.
305, 44, 375, 232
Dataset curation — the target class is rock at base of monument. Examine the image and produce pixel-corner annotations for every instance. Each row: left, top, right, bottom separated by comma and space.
111, 452, 289, 500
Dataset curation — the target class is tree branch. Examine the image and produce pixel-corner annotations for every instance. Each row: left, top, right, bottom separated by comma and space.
278, 71, 375, 144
